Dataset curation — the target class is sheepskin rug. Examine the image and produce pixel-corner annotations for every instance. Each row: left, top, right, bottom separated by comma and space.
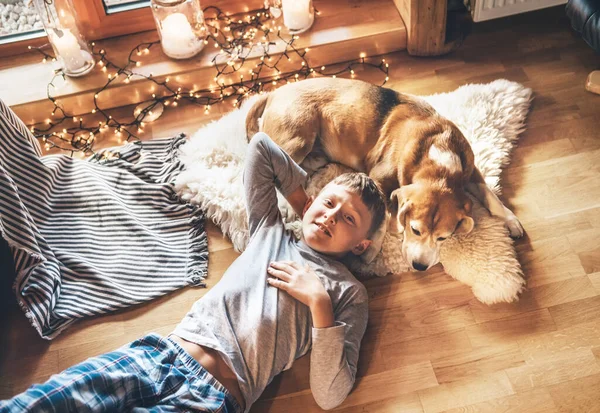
175, 79, 532, 304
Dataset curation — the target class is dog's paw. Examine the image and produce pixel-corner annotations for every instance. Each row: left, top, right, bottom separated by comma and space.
505, 215, 524, 238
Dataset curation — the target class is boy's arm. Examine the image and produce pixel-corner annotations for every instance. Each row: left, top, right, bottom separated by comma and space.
266, 262, 368, 410
244, 133, 308, 236
284, 185, 309, 218
309, 296, 368, 410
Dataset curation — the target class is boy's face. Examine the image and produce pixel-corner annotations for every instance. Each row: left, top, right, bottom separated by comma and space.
302, 183, 373, 257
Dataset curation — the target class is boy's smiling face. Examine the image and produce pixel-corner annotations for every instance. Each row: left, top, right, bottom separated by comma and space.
302, 183, 373, 257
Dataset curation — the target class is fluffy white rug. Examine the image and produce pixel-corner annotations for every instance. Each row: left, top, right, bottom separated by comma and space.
175, 79, 532, 304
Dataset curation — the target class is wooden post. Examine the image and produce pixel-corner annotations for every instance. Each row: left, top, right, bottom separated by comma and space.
392, 0, 468, 56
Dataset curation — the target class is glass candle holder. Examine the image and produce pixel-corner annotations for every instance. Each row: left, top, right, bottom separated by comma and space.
281, 0, 314, 35
151, 0, 206, 60
33, 0, 95, 77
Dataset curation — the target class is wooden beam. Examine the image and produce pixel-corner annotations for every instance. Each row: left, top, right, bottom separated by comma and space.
392, 0, 468, 56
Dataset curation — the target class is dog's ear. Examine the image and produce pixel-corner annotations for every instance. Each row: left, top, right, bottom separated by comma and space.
389, 187, 412, 234
455, 216, 475, 235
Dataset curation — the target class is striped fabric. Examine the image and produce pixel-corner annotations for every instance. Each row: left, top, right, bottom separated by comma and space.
0, 98, 208, 339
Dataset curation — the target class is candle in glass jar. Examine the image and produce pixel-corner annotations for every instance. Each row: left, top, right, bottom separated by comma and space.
281, 0, 312, 31
49, 28, 87, 72
160, 13, 203, 59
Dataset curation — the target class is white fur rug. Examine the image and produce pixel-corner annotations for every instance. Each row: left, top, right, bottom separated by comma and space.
175, 79, 532, 304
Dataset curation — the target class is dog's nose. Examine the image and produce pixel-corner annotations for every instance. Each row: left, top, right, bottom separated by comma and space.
412, 261, 428, 272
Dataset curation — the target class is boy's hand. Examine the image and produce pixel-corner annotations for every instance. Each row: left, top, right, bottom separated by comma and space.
267, 261, 334, 328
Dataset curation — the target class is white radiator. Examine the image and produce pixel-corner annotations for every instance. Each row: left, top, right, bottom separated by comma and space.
471, 0, 567, 21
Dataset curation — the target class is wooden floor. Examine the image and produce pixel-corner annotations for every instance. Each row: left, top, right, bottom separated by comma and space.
2, 6, 600, 412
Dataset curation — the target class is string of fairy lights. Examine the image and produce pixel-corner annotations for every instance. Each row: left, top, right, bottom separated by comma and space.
29, 5, 391, 156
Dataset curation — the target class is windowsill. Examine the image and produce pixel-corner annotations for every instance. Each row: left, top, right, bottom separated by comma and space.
0, 0, 406, 126
0, 30, 45, 46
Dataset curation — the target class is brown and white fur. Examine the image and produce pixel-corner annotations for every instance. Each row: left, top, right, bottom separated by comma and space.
245, 78, 523, 271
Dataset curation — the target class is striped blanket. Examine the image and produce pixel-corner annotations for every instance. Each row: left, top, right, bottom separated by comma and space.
0, 99, 207, 339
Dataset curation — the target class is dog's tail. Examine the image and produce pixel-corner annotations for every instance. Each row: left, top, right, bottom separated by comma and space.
245, 93, 269, 140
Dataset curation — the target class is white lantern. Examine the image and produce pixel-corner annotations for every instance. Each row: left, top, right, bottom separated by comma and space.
151, 0, 206, 60
33, 0, 94, 77
281, 0, 314, 34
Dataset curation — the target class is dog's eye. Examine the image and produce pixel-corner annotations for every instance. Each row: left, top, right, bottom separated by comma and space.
437, 237, 447, 242
324, 199, 333, 207
411, 226, 421, 236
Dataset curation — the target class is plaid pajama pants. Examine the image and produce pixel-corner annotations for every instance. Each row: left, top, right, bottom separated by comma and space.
0, 334, 242, 413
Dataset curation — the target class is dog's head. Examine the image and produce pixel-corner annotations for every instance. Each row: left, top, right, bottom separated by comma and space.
389, 182, 474, 271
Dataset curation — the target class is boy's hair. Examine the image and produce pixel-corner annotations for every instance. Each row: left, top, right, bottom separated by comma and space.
330, 172, 387, 239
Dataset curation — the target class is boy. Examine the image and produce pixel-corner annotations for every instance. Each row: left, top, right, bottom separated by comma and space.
1, 132, 387, 412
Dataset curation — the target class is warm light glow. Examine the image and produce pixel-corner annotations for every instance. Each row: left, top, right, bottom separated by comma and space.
29, 9, 390, 157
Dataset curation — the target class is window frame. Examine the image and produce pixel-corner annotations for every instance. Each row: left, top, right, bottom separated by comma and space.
0, 0, 154, 58
73, 0, 155, 40
0, 0, 265, 58
0, 34, 47, 59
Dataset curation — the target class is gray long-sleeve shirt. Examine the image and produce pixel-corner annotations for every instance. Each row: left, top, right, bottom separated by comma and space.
173, 133, 369, 411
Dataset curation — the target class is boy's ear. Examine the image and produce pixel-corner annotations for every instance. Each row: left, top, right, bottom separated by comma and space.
302, 196, 314, 217
351, 239, 372, 256
455, 216, 475, 235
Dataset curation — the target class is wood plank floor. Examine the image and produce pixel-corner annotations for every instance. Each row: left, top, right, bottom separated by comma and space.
1, 6, 599, 412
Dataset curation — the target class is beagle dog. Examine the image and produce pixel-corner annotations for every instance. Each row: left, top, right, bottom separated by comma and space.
245, 77, 523, 271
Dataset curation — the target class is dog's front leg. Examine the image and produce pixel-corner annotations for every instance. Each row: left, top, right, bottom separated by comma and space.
466, 168, 524, 238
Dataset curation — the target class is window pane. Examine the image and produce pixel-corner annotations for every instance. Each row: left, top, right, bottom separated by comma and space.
102, 0, 149, 13
0, 0, 44, 41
